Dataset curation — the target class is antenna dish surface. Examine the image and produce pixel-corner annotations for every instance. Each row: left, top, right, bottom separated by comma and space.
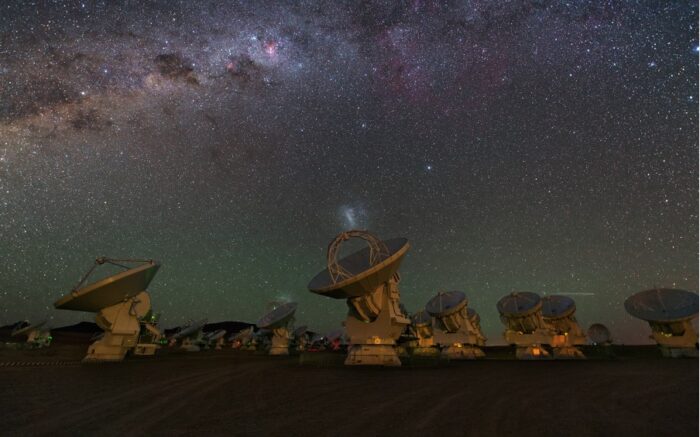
425, 291, 467, 318
54, 261, 160, 312
257, 302, 297, 329
624, 289, 699, 322
173, 319, 208, 339
308, 238, 409, 299
11, 320, 47, 337
411, 310, 432, 327
587, 323, 611, 344
541, 295, 576, 319
497, 291, 541, 317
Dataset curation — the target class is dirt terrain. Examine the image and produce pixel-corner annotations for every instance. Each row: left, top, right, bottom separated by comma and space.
0, 345, 697, 437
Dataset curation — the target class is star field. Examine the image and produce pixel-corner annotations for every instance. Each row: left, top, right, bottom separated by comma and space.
0, 1, 697, 343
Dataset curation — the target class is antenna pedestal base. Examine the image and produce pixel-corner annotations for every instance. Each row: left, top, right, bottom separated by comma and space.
344, 281, 409, 366
84, 332, 138, 362
434, 331, 485, 359
269, 327, 291, 355
652, 322, 698, 357
85, 296, 147, 362
515, 344, 551, 359
345, 343, 401, 366
441, 344, 485, 360
412, 346, 440, 357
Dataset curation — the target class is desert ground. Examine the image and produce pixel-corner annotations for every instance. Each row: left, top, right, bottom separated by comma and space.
0, 339, 697, 437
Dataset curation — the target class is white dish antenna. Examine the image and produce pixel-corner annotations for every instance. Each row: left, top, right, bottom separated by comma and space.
426, 291, 485, 359
257, 302, 297, 355
540, 295, 586, 358
308, 231, 411, 366
11, 319, 52, 348
625, 288, 699, 357
587, 323, 612, 345
497, 292, 554, 359
54, 258, 160, 362
409, 310, 437, 356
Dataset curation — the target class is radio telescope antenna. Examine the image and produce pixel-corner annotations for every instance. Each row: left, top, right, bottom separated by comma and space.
202, 329, 228, 350
169, 319, 208, 352
410, 310, 438, 357
54, 258, 161, 362
497, 291, 555, 359
256, 302, 297, 356
540, 295, 586, 358
11, 319, 52, 349
308, 230, 411, 366
587, 323, 612, 346
426, 291, 486, 359
625, 288, 698, 358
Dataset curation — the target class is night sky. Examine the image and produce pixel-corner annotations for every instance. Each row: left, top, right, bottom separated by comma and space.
1, 1, 697, 344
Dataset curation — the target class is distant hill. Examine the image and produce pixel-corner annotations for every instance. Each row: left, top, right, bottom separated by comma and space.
52, 322, 101, 333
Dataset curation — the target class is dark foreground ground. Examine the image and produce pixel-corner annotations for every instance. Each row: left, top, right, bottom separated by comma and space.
0, 344, 697, 437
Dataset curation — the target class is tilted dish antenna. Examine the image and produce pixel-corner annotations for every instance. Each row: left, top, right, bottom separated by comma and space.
624, 288, 699, 358
170, 319, 208, 351
229, 326, 255, 350
308, 230, 411, 366
496, 291, 555, 360
203, 329, 227, 350
11, 319, 52, 348
256, 302, 297, 355
587, 323, 612, 346
425, 291, 485, 359
540, 295, 586, 359
410, 309, 438, 356
54, 258, 160, 362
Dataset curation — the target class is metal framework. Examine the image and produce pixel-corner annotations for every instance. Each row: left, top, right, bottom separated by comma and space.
326, 230, 389, 283
73, 257, 155, 291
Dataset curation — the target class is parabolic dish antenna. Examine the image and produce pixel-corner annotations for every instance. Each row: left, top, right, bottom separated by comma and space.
624, 288, 699, 323
257, 302, 298, 329
497, 291, 542, 317
55, 260, 159, 313
409, 309, 437, 356
53, 258, 161, 362
203, 329, 227, 350
172, 319, 208, 340
11, 319, 47, 337
308, 237, 409, 299
426, 291, 467, 318
257, 302, 297, 355
11, 319, 52, 348
587, 323, 612, 345
411, 310, 432, 328
625, 288, 699, 358
541, 295, 576, 319
496, 291, 555, 360
307, 230, 411, 366
540, 295, 586, 358
426, 291, 485, 359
